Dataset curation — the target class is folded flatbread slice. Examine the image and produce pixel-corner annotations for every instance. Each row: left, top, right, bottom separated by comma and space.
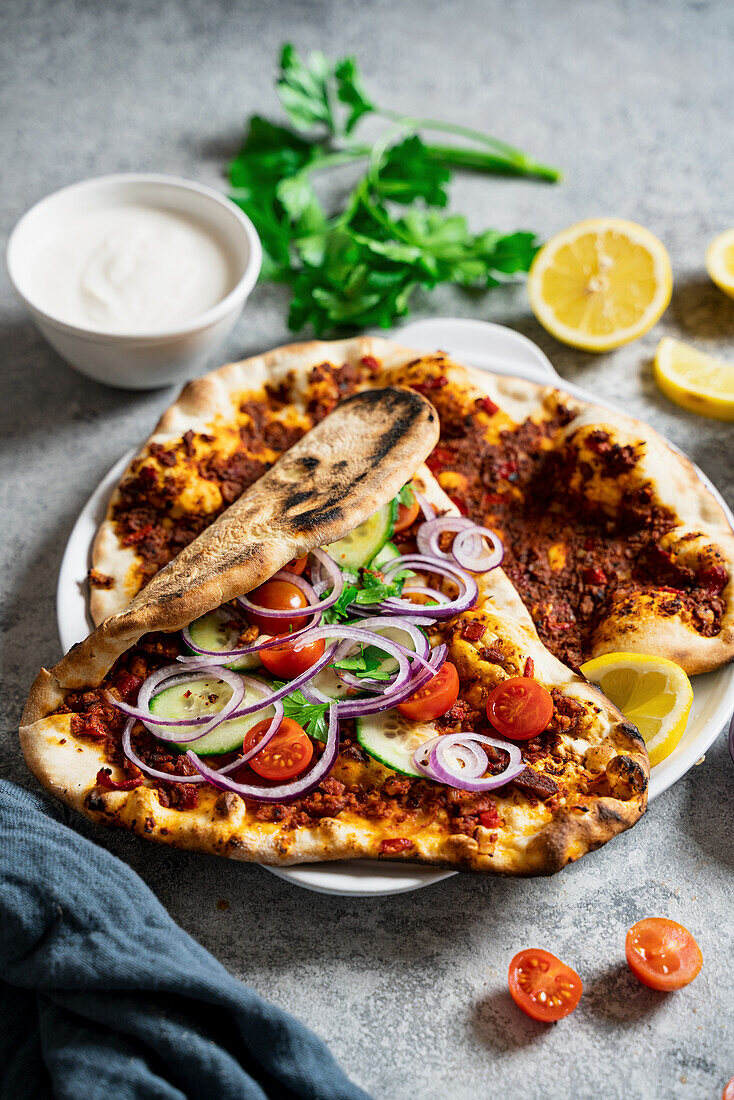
90, 337, 733, 676
21, 391, 648, 877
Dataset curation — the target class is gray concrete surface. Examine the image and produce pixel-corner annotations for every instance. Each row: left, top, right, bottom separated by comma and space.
2, 2, 733, 1097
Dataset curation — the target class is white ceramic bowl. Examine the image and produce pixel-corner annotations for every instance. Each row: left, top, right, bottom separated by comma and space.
6, 173, 262, 390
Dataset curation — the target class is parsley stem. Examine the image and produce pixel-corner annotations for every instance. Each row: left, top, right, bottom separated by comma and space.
425, 143, 560, 182
376, 109, 560, 181
305, 146, 372, 172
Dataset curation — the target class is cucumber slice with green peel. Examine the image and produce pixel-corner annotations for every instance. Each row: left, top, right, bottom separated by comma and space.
356, 709, 438, 777
324, 499, 397, 571
149, 676, 274, 755
371, 541, 400, 570
186, 610, 260, 670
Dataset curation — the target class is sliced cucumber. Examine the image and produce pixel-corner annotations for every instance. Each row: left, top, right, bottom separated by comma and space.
150, 676, 274, 755
186, 610, 260, 670
324, 499, 397, 571
356, 709, 437, 777
310, 664, 358, 701
372, 540, 400, 570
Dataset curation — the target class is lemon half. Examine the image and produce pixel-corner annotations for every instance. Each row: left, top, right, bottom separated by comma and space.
706, 229, 734, 299
527, 218, 672, 352
580, 652, 693, 767
654, 337, 734, 422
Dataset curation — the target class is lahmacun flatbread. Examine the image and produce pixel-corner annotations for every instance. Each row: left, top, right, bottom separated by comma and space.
90, 337, 734, 675
21, 389, 648, 876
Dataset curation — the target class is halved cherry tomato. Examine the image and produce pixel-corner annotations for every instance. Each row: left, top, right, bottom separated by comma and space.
397, 662, 459, 721
284, 554, 308, 575
723, 1077, 734, 1100
486, 676, 554, 740
244, 717, 313, 781
508, 949, 582, 1022
394, 494, 421, 532
625, 918, 703, 991
245, 579, 310, 634
259, 635, 325, 678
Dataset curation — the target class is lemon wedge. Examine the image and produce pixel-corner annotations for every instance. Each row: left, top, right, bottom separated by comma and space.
653, 337, 734, 422
527, 218, 672, 351
580, 652, 693, 767
706, 229, 734, 298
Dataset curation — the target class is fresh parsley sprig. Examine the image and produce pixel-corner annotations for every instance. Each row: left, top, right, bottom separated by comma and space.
321, 564, 407, 625
273, 685, 330, 743
332, 644, 395, 682
228, 44, 559, 334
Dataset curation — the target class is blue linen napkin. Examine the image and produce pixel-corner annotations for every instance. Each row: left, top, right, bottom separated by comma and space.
0, 779, 371, 1100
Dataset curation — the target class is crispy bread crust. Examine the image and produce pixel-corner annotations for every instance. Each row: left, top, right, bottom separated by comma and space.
19, 709, 646, 876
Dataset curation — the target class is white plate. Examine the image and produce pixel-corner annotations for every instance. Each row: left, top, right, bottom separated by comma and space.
57, 318, 734, 896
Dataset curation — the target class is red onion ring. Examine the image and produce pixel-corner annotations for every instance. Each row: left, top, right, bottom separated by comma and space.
120, 706, 285, 784
107, 664, 246, 738
180, 608, 322, 662
121, 719, 208, 784
413, 490, 436, 521
413, 732, 524, 791
227, 644, 337, 717
187, 705, 340, 803
452, 526, 504, 573
332, 643, 448, 719
333, 627, 434, 691
370, 554, 479, 619
416, 516, 504, 574
416, 516, 474, 560
236, 549, 343, 619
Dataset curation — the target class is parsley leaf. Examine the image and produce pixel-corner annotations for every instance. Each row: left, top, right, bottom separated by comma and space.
228, 45, 559, 334
321, 583, 360, 624
375, 136, 451, 207
332, 644, 394, 682
277, 44, 337, 133
273, 684, 330, 743
352, 566, 406, 605
335, 56, 375, 132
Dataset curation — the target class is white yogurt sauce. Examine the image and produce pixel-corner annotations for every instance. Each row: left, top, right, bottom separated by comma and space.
26, 204, 237, 333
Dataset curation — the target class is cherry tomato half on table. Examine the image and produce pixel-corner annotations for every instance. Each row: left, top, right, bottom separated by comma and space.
723, 1077, 734, 1100
625, 918, 703, 991
486, 677, 554, 740
259, 635, 325, 678
394, 494, 421, 532
244, 717, 313, 781
245, 579, 310, 634
508, 949, 583, 1022
397, 662, 460, 721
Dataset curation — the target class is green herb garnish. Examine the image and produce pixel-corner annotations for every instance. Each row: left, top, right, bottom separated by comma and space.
273, 685, 330, 743
332, 644, 395, 682
228, 43, 559, 335
322, 583, 360, 624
